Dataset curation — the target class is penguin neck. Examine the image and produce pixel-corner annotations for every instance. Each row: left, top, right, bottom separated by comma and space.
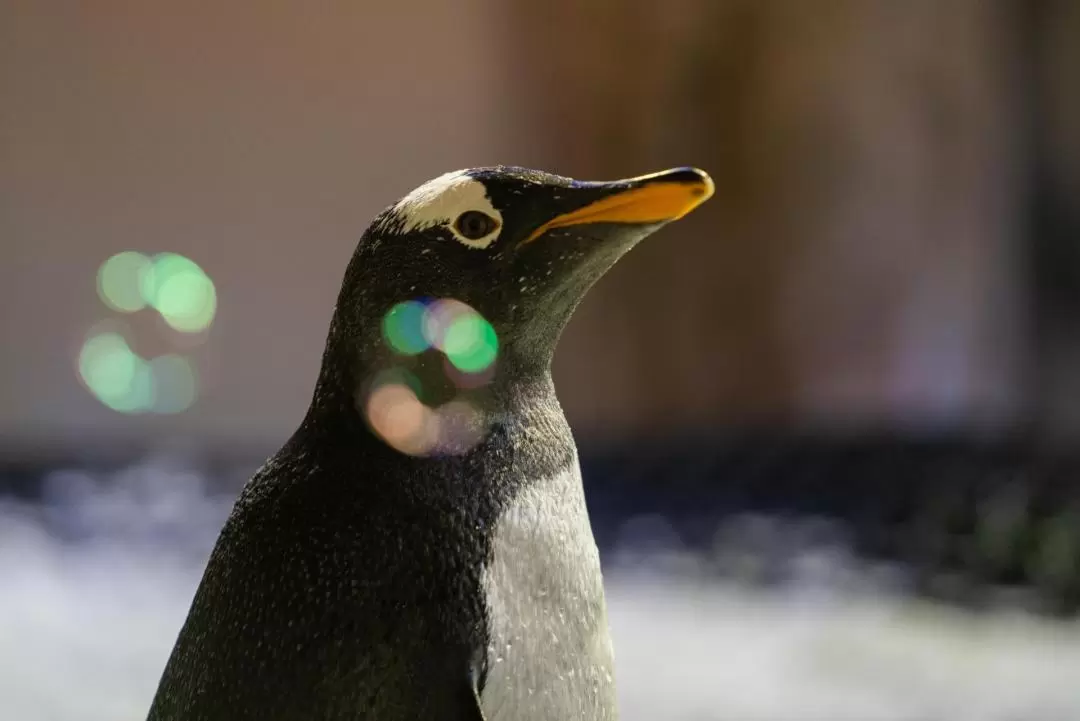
305, 326, 565, 445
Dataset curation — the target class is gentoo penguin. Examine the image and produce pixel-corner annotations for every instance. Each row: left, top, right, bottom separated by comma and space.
146, 165, 713, 721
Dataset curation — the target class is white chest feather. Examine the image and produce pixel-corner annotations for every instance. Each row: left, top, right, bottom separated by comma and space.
479, 464, 618, 721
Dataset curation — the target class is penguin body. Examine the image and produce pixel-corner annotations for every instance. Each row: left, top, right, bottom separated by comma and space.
146, 166, 712, 721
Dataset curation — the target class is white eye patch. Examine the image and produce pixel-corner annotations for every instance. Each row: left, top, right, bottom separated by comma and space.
390, 170, 503, 249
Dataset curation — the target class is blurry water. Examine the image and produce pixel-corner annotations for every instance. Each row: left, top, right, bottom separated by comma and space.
1, 458, 1078, 721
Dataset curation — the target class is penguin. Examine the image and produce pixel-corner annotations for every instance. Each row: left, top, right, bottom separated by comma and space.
145, 165, 713, 721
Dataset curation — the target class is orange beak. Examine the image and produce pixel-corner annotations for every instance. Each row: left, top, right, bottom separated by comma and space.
524, 167, 713, 244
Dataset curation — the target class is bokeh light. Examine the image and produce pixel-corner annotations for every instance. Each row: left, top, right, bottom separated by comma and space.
422, 298, 472, 351
149, 354, 198, 414
84, 250, 214, 414
78, 332, 201, 415
96, 251, 217, 334
434, 398, 485, 454
97, 252, 151, 313
363, 365, 490, 457
382, 300, 430, 355
366, 381, 439, 456
443, 313, 497, 373
391, 297, 499, 374
78, 333, 153, 413
140, 253, 217, 333
370, 298, 499, 455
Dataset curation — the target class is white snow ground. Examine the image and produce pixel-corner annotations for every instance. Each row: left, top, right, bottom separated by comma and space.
1, 459, 1078, 721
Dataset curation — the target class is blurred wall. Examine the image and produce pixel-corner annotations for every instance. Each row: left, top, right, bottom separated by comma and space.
1, 1, 515, 449
1030, 0, 1080, 442
506, 0, 1030, 438
2, 1, 1078, 451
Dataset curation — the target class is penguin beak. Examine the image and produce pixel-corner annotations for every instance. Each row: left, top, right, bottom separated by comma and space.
523, 167, 714, 244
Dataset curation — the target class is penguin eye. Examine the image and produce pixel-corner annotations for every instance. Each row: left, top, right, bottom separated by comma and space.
454, 211, 499, 241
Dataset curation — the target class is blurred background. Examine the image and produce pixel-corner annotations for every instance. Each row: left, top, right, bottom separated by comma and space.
3, 1, 1080, 719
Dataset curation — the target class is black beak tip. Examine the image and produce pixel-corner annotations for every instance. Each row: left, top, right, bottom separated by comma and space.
628, 167, 714, 200
662, 166, 712, 187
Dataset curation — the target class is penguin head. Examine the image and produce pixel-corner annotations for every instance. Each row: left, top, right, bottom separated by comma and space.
332, 166, 714, 378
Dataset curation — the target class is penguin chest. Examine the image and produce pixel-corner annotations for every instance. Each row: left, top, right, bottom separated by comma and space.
479, 465, 617, 721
